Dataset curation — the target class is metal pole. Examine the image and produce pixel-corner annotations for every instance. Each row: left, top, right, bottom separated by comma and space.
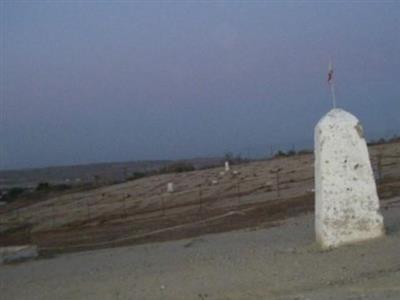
376, 153, 382, 183
86, 199, 91, 219
122, 196, 127, 218
237, 179, 241, 205
198, 185, 202, 214
330, 81, 337, 109
28, 227, 32, 243
328, 59, 337, 109
15, 208, 20, 223
52, 203, 56, 228
276, 171, 281, 198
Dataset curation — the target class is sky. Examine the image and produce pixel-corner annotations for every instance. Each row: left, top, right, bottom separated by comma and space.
1, 1, 400, 170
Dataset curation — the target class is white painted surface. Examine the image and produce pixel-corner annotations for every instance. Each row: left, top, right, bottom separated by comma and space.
225, 161, 230, 172
167, 182, 174, 193
315, 108, 384, 249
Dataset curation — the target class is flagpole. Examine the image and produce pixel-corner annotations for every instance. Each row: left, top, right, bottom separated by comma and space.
328, 59, 337, 109
330, 79, 337, 109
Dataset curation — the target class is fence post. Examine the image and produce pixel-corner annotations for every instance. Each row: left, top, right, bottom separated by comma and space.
198, 185, 202, 214
237, 179, 241, 205
52, 203, 56, 228
86, 199, 91, 220
276, 170, 281, 198
376, 153, 382, 183
270, 168, 282, 199
126, 194, 131, 216
15, 208, 20, 223
26, 226, 32, 243
122, 195, 127, 218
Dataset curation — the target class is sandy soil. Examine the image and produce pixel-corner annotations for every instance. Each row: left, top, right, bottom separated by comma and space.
1, 196, 399, 300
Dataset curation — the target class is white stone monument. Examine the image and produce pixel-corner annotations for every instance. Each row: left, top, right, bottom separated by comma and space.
167, 182, 174, 193
315, 108, 384, 249
225, 161, 230, 172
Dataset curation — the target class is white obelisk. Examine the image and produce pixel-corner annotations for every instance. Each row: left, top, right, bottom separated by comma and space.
314, 62, 384, 249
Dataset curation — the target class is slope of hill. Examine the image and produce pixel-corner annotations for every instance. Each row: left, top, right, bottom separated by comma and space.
0, 142, 399, 299
0, 157, 223, 189
0, 142, 398, 254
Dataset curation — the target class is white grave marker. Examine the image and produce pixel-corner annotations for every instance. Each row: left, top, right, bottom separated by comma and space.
167, 182, 174, 193
315, 108, 384, 249
225, 161, 230, 172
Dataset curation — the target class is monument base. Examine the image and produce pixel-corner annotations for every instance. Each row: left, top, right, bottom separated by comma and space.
316, 219, 384, 249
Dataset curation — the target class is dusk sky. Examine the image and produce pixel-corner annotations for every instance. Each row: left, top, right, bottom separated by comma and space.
1, 1, 400, 170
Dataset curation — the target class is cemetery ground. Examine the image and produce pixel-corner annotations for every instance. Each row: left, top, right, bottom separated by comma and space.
0, 141, 399, 299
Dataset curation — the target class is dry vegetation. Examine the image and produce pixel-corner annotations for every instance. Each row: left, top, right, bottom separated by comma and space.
0, 142, 399, 255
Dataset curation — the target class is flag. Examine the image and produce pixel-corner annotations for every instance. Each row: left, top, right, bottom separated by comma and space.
328, 61, 334, 84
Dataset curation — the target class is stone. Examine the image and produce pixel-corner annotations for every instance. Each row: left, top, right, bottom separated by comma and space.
167, 182, 174, 193
315, 108, 384, 249
0, 245, 38, 264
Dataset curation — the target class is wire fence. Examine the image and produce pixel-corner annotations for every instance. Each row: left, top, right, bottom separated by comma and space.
0, 149, 399, 252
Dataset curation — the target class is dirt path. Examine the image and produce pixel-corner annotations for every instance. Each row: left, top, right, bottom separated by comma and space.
1, 197, 399, 300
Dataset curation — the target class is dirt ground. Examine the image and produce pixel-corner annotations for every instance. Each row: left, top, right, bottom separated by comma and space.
0, 196, 399, 300
0, 142, 399, 299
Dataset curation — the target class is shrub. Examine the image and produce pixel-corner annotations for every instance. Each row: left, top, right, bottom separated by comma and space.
274, 150, 297, 158
297, 149, 313, 155
36, 182, 50, 191
8, 187, 25, 198
223, 152, 247, 165
127, 172, 147, 181
275, 150, 287, 158
159, 162, 195, 174
1, 187, 26, 203
52, 184, 72, 191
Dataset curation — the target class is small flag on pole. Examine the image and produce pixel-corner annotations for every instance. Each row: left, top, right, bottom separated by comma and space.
328, 61, 334, 84
327, 60, 337, 108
